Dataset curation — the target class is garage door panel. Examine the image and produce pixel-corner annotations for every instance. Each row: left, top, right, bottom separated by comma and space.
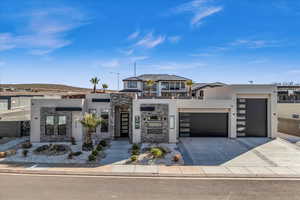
180, 113, 228, 137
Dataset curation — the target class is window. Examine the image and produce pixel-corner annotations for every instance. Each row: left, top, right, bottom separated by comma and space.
175, 82, 180, 90
128, 81, 137, 88
161, 82, 169, 90
58, 116, 67, 135
181, 82, 185, 89
101, 112, 109, 132
170, 82, 175, 90
45, 116, 55, 135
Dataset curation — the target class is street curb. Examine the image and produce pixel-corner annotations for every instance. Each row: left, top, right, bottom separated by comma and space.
1, 168, 300, 179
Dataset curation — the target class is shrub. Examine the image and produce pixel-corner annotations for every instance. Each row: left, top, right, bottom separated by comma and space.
88, 154, 96, 161
96, 145, 103, 151
99, 140, 107, 147
71, 137, 76, 145
132, 143, 140, 150
173, 154, 181, 162
150, 147, 163, 158
50, 144, 67, 153
131, 149, 139, 155
34, 145, 50, 153
5, 149, 17, 156
82, 142, 93, 151
68, 153, 73, 159
72, 151, 82, 156
130, 155, 138, 162
21, 142, 32, 149
92, 149, 98, 156
22, 150, 28, 157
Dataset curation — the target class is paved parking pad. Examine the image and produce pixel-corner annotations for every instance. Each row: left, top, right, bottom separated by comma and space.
180, 137, 300, 167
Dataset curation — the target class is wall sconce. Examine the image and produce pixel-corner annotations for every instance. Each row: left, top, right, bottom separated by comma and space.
169, 115, 175, 129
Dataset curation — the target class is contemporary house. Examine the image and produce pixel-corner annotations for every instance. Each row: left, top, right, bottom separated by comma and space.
30, 74, 277, 143
121, 74, 191, 97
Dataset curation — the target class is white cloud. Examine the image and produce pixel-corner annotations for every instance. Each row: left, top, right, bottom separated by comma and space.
229, 39, 280, 49
174, 0, 223, 27
287, 69, 300, 74
190, 53, 213, 57
119, 48, 134, 56
168, 36, 181, 43
95, 59, 120, 68
0, 7, 88, 55
128, 30, 140, 40
135, 32, 165, 49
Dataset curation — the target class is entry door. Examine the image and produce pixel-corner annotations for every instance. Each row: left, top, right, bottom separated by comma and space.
120, 112, 129, 137
245, 99, 267, 137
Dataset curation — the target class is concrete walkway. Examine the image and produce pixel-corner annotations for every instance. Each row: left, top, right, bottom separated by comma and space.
100, 140, 131, 165
1, 163, 300, 178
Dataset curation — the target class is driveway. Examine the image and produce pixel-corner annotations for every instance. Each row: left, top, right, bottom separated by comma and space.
179, 137, 300, 167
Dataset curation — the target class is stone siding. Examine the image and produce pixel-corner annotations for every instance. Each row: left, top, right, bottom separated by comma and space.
110, 94, 133, 141
40, 107, 72, 142
141, 104, 169, 143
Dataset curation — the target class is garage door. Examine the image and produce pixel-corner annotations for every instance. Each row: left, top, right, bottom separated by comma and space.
237, 98, 267, 137
179, 113, 228, 137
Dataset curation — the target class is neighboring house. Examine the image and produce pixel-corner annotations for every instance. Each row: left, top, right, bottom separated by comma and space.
277, 85, 300, 136
30, 82, 277, 143
120, 74, 191, 97
0, 94, 61, 137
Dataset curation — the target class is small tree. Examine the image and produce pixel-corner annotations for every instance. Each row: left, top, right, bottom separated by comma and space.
90, 77, 100, 93
102, 83, 108, 93
80, 113, 103, 151
145, 80, 155, 96
186, 80, 194, 96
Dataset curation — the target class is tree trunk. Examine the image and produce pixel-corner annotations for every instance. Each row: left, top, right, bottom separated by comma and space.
93, 85, 96, 93
85, 129, 93, 145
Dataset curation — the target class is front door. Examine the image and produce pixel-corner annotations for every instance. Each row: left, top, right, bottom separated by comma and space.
120, 112, 129, 137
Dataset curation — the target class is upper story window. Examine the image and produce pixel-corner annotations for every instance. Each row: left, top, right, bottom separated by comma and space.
127, 81, 138, 88
143, 82, 157, 91
161, 82, 169, 90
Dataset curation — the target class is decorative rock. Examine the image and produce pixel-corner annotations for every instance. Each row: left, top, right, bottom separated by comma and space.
0, 152, 6, 158
5, 149, 16, 156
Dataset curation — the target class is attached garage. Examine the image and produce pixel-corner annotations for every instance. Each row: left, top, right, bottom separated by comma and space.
179, 113, 228, 137
237, 98, 267, 137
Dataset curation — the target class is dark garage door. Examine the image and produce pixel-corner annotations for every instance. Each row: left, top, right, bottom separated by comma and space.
237, 98, 267, 137
179, 113, 228, 137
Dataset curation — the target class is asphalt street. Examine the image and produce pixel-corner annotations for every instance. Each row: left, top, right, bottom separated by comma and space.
0, 174, 300, 200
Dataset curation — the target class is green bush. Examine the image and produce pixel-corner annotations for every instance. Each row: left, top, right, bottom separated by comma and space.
34, 145, 50, 153
132, 143, 140, 150
72, 151, 82, 156
92, 150, 98, 156
88, 154, 96, 161
131, 155, 138, 162
68, 152, 73, 159
22, 142, 32, 149
150, 147, 164, 158
82, 142, 93, 151
99, 140, 107, 147
131, 149, 139, 155
96, 145, 103, 151
22, 149, 28, 157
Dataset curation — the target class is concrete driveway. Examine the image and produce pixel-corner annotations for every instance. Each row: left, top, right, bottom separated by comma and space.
179, 137, 300, 167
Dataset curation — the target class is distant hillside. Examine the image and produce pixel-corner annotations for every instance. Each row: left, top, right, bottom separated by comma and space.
0, 84, 91, 92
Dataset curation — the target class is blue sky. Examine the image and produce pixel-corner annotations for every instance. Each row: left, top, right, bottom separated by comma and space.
0, 0, 300, 89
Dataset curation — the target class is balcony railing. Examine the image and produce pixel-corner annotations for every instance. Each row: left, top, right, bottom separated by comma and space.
137, 96, 203, 100
278, 100, 300, 103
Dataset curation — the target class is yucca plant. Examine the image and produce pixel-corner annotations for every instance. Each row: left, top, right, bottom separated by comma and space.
80, 113, 103, 151
90, 77, 100, 93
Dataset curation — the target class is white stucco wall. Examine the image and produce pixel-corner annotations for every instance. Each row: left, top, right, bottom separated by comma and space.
277, 104, 300, 119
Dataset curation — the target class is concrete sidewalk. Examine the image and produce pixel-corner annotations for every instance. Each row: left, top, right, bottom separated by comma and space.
1, 163, 300, 178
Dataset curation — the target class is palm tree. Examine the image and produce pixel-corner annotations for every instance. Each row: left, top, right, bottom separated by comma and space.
186, 80, 194, 97
80, 113, 103, 151
90, 77, 100, 93
102, 83, 108, 93
145, 80, 155, 96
